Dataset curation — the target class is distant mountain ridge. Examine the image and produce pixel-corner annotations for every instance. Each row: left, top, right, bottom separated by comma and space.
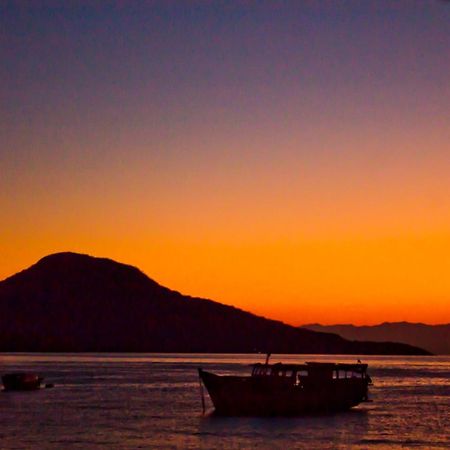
302, 323, 450, 355
0, 252, 430, 354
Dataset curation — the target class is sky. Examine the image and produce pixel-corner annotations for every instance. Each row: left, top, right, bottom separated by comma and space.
1, 1, 449, 325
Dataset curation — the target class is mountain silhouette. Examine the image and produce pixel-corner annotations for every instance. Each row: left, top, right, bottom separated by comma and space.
302, 323, 450, 355
0, 252, 430, 354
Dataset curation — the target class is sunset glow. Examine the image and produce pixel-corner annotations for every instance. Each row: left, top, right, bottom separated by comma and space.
1, 1, 449, 325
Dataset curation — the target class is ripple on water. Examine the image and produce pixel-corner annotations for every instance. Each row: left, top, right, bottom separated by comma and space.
0, 354, 448, 449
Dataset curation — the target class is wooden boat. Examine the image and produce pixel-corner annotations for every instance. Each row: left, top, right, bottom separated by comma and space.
1, 373, 44, 391
198, 360, 372, 416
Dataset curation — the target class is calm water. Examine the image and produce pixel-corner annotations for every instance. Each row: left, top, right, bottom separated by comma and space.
0, 354, 448, 449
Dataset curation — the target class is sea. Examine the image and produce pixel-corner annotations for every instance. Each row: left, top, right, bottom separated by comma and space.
0, 354, 448, 449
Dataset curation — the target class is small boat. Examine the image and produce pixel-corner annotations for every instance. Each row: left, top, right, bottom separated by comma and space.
198, 358, 372, 416
1, 373, 44, 391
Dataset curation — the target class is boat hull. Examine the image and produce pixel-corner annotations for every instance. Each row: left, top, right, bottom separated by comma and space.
2, 373, 43, 391
199, 369, 369, 416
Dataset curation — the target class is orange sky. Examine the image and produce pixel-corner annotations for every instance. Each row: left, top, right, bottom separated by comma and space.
2, 137, 449, 325
1, 2, 449, 325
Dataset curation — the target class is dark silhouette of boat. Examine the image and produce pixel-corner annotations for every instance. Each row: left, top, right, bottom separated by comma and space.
1, 373, 44, 391
198, 359, 372, 416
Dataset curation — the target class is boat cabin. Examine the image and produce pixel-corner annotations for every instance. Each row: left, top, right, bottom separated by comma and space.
251, 362, 369, 385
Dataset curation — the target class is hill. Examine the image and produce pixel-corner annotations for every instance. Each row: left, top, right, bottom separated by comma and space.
0, 252, 430, 354
302, 323, 449, 355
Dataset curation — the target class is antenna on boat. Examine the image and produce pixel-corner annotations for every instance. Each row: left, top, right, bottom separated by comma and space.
265, 352, 271, 365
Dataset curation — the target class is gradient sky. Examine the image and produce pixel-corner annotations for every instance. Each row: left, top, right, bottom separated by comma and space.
1, 1, 449, 325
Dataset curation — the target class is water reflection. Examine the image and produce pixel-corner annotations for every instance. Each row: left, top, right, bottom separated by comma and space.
0, 354, 448, 449
198, 408, 370, 442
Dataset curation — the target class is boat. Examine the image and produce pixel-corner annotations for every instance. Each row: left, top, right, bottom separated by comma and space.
198, 358, 372, 416
1, 373, 44, 391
